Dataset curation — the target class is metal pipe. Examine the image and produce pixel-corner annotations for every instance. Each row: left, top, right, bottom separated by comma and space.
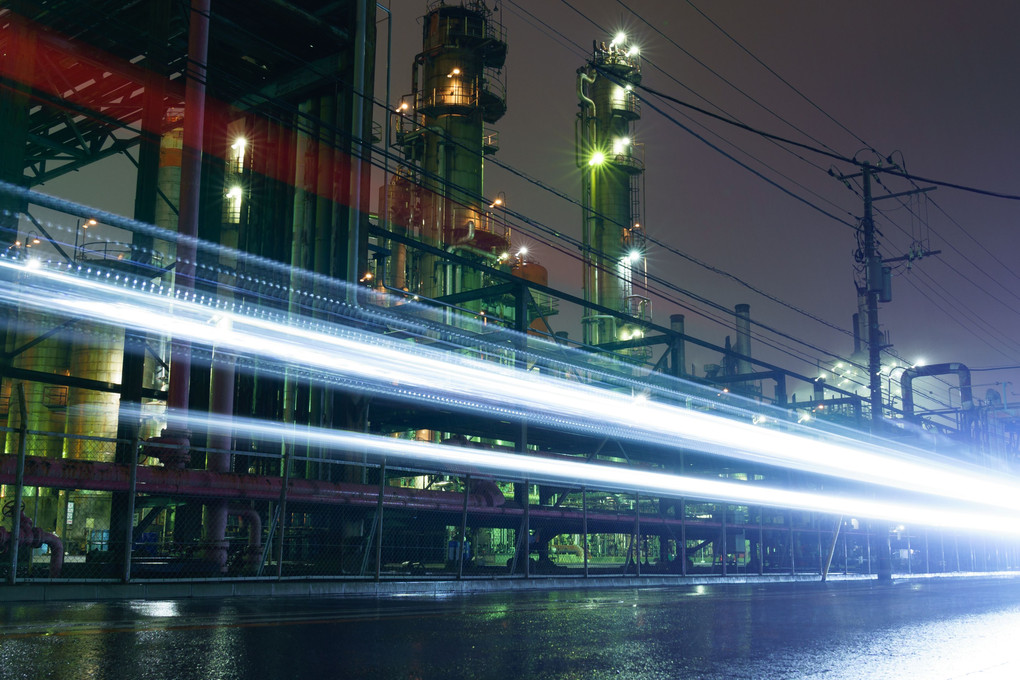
901, 362, 973, 423
228, 505, 262, 560
582, 485, 588, 578
346, 0, 370, 301
378, 3, 392, 236
204, 351, 235, 571
166, 0, 210, 420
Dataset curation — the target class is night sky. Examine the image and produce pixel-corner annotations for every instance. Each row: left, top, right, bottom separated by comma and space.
389, 0, 1020, 405
42, 0, 1020, 408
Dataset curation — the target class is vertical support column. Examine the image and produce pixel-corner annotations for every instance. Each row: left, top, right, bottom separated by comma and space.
0, 12, 34, 244
7, 385, 27, 584
634, 492, 641, 577
275, 451, 291, 578
720, 504, 727, 577
516, 283, 529, 580
374, 459, 385, 580
457, 475, 470, 579
876, 525, 892, 581
816, 528, 824, 575
114, 0, 168, 572
680, 498, 687, 577
788, 512, 796, 576
163, 0, 209, 451
582, 485, 589, 578
523, 479, 530, 579
758, 507, 764, 576
121, 438, 141, 583
866, 524, 873, 575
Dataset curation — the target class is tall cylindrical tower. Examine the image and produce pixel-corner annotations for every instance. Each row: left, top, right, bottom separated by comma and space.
577, 35, 647, 347
391, 0, 508, 300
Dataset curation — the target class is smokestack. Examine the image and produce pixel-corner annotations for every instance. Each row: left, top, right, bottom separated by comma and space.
670, 313, 685, 378
734, 304, 751, 376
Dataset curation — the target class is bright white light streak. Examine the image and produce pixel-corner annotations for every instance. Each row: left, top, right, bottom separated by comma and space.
3, 259, 1020, 515
175, 409, 1020, 537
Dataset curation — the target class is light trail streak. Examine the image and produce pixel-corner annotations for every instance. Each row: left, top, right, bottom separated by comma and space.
1, 256, 1018, 518
170, 409, 1020, 536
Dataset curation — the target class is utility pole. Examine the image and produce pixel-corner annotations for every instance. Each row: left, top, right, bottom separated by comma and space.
841, 162, 937, 430
862, 163, 882, 430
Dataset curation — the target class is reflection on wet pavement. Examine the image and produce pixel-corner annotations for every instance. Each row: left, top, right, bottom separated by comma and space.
2, 578, 1020, 679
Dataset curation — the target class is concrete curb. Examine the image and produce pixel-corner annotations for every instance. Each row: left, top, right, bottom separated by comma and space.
4, 571, 1018, 603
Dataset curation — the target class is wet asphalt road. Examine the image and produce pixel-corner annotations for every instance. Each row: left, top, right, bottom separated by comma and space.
2, 578, 1020, 679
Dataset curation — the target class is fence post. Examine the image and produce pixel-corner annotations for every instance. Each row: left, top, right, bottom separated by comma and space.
789, 512, 796, 576
582, 485, 588, 578
720, 503, 727, 577
374, 458, 385, 581
7, 384, 27, 584
524, 479, 530, 579
122, 437, 141, 583
635, 492, 641, 577
275, 450, 291, 578
457, 475, 470, 579
680, 498, 687, 577
757, 506, 764, 576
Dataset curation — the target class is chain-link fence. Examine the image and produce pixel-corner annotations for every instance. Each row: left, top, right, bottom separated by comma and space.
5, 426, 1020, 584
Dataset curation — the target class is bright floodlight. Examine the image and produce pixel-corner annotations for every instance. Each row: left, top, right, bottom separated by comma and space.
626, 46, 640, 57
227, 186, 243, 199
589, 151, 606, 166
517, 246, 528, 256
629, 249, 641, 262
611, 32, 626, 47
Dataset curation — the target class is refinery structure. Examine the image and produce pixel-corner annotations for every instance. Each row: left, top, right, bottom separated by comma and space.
0, 0, 1018, 589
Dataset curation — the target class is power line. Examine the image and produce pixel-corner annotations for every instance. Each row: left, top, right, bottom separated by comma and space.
682, 0, 873, 152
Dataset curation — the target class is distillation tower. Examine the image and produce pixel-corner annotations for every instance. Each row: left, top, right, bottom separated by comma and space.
386, 0, 508, 302
577, 35, 649, 348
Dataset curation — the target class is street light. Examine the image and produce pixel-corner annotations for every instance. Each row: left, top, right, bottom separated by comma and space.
886, 365, 909, 416
75, 218, 96, 262
489, 191, 507, 241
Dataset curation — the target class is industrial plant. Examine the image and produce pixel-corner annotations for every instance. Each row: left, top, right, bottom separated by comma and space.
0, 0, 1017, 591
